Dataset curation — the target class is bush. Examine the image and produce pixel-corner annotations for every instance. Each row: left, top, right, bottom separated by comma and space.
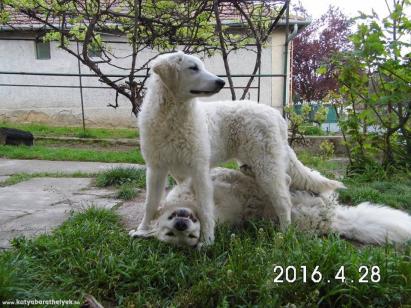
301, 125, 324, 136
285, 103, 327, 146
96, 167, 145, 188
319, 140, 335, 160
331, 1, 411, 172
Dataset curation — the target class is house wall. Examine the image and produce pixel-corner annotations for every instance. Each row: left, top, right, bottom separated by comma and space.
0, 30, 289, 128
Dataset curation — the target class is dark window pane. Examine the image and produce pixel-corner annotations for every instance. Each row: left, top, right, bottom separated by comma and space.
35, 41, 51, 60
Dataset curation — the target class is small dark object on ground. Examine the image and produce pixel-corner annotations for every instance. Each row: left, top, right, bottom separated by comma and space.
0, 127, 34, 146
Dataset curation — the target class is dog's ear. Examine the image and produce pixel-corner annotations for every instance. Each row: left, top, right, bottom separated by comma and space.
151, 52, 184, 87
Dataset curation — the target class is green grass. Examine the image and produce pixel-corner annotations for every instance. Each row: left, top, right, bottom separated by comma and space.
340, 176, 411, 211
0, 121, 138, 139
96, 167, 146, 201
297, 150, 347, 179
298, 150, 411, 212
0, 208, 410, 306
300, 124, 325, 136
0, 173, 32, 187
0, 145, 144, 164
221, 160, 239, 169
117, 184, 139, 200
1, 146, 410, 305
0, 171, 95, 187
96, 167, 146, 188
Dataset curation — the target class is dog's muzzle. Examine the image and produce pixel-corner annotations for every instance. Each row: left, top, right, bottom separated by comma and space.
190, 78, 225, 95
170, 208, 198, 231
174, 218, 189, 231
215, 78, 225, 91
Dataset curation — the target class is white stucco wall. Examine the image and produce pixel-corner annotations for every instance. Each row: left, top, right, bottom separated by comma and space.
0, 30, 290, 128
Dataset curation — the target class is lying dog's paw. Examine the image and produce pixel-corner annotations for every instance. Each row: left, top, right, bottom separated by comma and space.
200, 220, 215, 246
200, 231, 215, 247
129, 229, 154, 238
194, 242, 204, 251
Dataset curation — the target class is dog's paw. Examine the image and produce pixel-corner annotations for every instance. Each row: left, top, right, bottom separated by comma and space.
277, 211, 291, 232
129, 228, 154, 238
195, 239, 214, 250
200, 231, 215, 246
278, 220, 291, 232
194, 242, 205, 251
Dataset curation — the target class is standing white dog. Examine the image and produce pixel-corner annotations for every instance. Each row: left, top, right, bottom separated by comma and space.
130, 52, 343, 245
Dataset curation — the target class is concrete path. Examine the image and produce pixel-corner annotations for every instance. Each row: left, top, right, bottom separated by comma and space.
0, 158, 144, 175
0, 159, 146, 250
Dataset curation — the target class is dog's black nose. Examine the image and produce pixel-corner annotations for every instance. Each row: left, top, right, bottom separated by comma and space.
174, 218, 188, 231
215, 79, 225, 89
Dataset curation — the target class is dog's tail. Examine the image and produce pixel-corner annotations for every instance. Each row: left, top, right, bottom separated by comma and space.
329, 202, 411, 245
287, 146, 345, 193
292, 192, 411, 245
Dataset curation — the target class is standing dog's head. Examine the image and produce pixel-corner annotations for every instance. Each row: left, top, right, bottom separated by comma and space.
151, 51, 225, 101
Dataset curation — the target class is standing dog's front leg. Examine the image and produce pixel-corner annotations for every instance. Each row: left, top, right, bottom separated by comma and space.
129, 166, 168, 238
192, 167, 215, 246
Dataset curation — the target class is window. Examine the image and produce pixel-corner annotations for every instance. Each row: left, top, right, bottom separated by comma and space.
35, 41, 51, 60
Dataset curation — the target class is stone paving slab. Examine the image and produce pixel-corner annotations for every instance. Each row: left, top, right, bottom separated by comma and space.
115, 193, 146, 231
0, 177, 121, 249
0, 158, 144, 176
0, 175, 10, 182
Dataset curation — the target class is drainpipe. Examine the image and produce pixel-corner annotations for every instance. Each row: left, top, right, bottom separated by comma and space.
287, 24, 299, 43
282, 23, 299, 116
282, 7, 300, 116
282, 4, 290, 117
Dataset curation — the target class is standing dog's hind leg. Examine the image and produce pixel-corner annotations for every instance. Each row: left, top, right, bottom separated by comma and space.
254, 163, 292, 231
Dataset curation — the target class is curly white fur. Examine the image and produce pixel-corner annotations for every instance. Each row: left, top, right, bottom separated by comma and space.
164, 168, 411, 245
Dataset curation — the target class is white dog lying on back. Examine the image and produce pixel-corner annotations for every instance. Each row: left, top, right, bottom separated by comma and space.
146, 167, 411, 248
131, 51, 343, 245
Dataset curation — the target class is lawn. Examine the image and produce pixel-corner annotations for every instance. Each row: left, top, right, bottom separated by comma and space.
0, 156, 410, 306
0, 207, 410, 307
0, 121, 143, 162
0, 145, 145, 164
0, 121, 138, 139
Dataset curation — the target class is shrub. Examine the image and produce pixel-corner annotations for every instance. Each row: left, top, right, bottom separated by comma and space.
319, 140, 335, 160
331, 1, 411, 172
96, 167, 145, 188
285, 103, 327, 146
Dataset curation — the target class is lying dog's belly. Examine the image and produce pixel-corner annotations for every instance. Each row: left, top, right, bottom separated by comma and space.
166, 168, 269, 225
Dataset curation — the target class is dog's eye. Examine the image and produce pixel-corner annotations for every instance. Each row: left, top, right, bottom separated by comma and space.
189, 65, 199, 72
165, 231, 175, 237
188, 234, 197, 239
